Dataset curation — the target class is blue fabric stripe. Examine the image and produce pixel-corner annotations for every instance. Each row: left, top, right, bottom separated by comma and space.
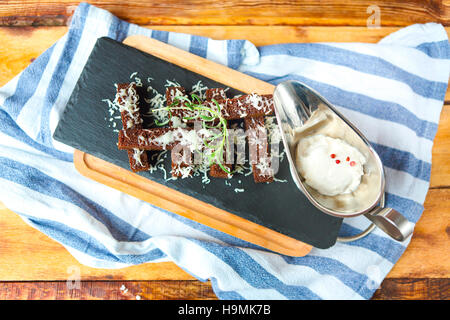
21, 214, 166, 264
189, 36, 208, 58
385, 192, 424, 223
372, 142, 431, 182
0, 109, 72, 162
227, 39, 245, 69
36, 3, 90, 147
189, 239, 321, 299
284, 255, 374, 299
2, 45, 54, 119
244, 71, 439, 140
151, 30, 169, 43
338, 222, 406, 263
258, 43, 448, 101
107, 15, 130, 42
415, 40, 450, 59
0, 157, 151, 242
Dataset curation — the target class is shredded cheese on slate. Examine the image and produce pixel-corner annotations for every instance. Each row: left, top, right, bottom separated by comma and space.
165, 79, 181, 88
191, 80, 208, 100
172, 166, 193, 179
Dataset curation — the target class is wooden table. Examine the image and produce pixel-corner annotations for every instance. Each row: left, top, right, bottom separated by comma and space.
0, 1, 449, 300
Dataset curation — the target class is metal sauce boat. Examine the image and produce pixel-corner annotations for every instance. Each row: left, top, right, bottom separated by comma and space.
273, 80, 414, 242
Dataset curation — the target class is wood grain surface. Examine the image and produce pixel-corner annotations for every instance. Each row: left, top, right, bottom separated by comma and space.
0, 1, 449, 27
0, 2, 449, 300
0, 279, 448, 300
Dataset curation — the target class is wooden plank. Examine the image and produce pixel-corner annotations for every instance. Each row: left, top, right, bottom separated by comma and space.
0, 278, 447, 299
372, 278, 450, 300
0, 26, 67, 87
0, 280, 217, 300
387, 188, 450, 278
0, 1, 449, 27
151, 25, 448, 45
430, 104, 450, 188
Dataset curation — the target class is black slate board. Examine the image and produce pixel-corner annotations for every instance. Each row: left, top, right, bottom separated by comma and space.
53, 37, 342, 249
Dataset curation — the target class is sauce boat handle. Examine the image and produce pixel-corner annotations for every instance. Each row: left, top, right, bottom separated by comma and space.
364, 207, 414, 241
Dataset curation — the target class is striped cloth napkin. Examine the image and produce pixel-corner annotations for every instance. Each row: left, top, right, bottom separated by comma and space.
1, 2, 449, 299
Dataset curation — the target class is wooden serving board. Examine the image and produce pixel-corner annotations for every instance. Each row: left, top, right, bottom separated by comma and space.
74, 150, 312, 256
58, 35, 342, 255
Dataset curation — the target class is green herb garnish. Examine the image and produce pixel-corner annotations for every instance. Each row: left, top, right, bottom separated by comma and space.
151, 95, 232, 175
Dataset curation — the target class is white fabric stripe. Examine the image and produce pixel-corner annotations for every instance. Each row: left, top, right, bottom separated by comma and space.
52, 139, 74, 154
16, 35, 67, 140
167, 32, 192, 52
323, 42, 450, 83
0, 131, 57, 157
240, 54, 443, 124
154, 237, 287, 299
206, 39, 228, 66
335, 105, 433, 163
241, 40, 260, 66
244, 249, 364, 300
384, 167, 430, 204
379, 23, 449, 47
126, 23, 153, 38
66, 239, 171, 269
64, 246, 134, 269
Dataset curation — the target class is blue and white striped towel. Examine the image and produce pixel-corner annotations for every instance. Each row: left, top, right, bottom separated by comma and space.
1, 3, 449, 299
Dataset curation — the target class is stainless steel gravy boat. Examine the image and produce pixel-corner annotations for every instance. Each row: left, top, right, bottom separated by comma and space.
272, 80, 414, 242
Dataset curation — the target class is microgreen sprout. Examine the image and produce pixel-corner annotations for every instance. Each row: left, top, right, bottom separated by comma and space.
151, 94, 232, 174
